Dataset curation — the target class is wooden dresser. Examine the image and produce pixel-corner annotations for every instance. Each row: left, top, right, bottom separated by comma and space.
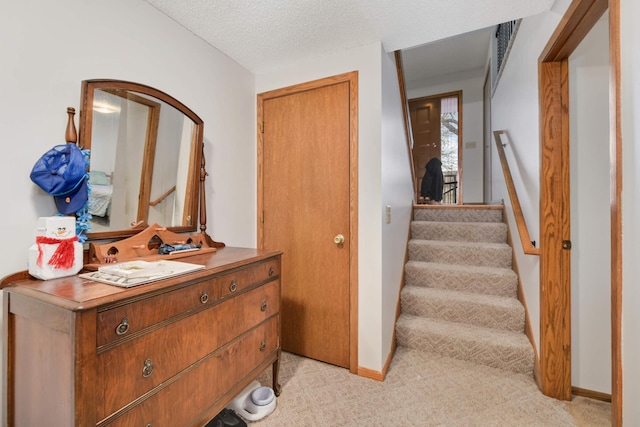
2, 247, 281, 426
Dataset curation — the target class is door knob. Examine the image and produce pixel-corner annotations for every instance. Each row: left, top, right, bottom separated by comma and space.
334, 234, 345, 245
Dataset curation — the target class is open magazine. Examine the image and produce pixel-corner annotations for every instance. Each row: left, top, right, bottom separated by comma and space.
80, 260, 205, 288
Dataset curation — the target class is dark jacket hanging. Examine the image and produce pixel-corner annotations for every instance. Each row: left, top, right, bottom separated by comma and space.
420, 158, 444, 201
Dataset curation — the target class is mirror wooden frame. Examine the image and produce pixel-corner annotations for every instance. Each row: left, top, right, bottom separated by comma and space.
77, 79, 217, 245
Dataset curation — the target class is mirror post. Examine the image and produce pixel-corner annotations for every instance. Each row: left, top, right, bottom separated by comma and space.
66, 107, 77, 144
199, 147, 224, 249
199, 146, 207, 236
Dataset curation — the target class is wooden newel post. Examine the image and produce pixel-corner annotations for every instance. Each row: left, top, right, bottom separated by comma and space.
66, 107, 78, 144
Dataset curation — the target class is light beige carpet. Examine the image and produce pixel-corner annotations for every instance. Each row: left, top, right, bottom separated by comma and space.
251, 348, 611, 426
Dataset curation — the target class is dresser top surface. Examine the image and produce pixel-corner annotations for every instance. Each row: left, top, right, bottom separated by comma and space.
3, 247, 281, 310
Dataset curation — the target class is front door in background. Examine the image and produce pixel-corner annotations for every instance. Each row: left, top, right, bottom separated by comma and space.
409, 92, 462, 204
259, 76, 352, 368
410, 98, 441, 194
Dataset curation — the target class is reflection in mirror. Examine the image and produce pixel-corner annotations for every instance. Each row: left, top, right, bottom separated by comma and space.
80, 80, 202, 240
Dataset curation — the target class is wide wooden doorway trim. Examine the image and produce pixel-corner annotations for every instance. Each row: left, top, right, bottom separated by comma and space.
538, 0, 621, 424
256, 71, 359, 373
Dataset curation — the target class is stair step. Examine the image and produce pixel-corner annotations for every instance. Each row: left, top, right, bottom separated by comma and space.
401, 286, 524, 332
405, 261, 518, 298
411, 221, 507, 244
396, 314, 534, 375
413, 207, 503, 223
408, 240, 512, 268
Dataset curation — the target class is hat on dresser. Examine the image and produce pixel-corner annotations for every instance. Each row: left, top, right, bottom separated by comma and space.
30, 144, 89, 215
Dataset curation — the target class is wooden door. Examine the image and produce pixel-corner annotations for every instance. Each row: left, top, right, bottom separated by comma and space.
409, 98, 441, 191
258, 73, 357, 369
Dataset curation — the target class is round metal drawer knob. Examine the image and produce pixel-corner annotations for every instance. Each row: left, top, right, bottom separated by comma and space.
229, 281, 237, 292
268, 267, 275, 277
261, 301, 267, 312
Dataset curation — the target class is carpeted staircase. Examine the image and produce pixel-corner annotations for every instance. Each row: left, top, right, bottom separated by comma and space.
395, 205, 535, 375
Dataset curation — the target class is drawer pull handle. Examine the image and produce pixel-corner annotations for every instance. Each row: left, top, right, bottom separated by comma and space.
229, 281, 237, 293
200, 291, 209, 304
269, 267, 275, 277
261, 301, 267, 312
260, 340, 266, 352
142, 359, 155, 378
115, 318, 129, 336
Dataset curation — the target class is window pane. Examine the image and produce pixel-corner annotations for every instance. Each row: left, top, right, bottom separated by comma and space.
441, 97, 458, 203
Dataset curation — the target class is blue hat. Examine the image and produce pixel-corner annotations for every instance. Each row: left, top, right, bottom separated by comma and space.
30, 144, 89, 215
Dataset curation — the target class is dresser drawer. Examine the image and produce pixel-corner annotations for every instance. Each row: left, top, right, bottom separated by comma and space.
97, 259, 280, 348
96, 277, 219, 348
217, 258, 280, 300
97, 280, 280, 419
101, 316, 279, 427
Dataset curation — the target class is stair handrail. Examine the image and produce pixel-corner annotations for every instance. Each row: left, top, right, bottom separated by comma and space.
394, 50, 418, 200
149, 185, 176, 206
493, 130, 540, 256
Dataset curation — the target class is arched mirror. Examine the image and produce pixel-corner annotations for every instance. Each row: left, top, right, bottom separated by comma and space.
79, 79, 206, 241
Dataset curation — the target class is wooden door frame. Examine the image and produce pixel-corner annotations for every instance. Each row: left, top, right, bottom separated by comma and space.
256, 71, 359, 373
538, 0, 621, 424
408, 91, 464, 204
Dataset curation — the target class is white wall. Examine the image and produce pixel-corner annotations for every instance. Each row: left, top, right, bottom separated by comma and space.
381, 50, 415, 367
490, 7, 567, 355
0, 0, 257, 282
568, 15, 611, 394
406, 71, 485, 203
620, 0, 640, 422
256, 42, 410, 372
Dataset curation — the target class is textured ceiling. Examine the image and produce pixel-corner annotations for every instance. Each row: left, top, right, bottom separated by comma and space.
144, 0, 554, 75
